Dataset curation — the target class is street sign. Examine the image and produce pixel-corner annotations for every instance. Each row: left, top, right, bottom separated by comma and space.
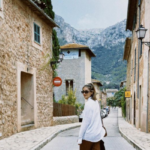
125, 91, 131, 98
53, 77, 62, 87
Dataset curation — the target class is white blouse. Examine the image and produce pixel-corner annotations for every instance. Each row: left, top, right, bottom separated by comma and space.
78, 97, 105, 144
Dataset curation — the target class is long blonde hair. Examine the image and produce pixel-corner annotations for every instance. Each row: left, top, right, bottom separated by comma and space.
82, 83, 97, 100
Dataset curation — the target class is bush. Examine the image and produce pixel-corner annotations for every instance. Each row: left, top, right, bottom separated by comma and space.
58, 88, 76, 106
67, 89, 76, 106
75, 102, 84, 116
58, 88, 85, 116
58, 95, 68, 104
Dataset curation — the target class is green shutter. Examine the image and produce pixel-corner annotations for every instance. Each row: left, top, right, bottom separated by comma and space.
34, 23, 40, 44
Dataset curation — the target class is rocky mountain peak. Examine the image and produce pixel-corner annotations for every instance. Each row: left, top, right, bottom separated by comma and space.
54, 14, 131, 86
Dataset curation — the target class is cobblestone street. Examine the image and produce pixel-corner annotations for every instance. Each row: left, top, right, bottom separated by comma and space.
42, 108, 135, 150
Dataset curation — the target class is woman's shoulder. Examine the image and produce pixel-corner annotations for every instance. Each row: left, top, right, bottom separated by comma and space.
86, 98, 97, 106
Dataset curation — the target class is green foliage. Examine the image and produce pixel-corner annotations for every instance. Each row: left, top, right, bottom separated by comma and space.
58, 89, 76, 106
58, 89, 85, 116
58, 95, 68, 104
67, 89, 76, 106
91, 43, 127, 85
41, 0, 60, 77
107, 97, 115, 106
114, 88, 126, 107
75, 102, 85, 116
41, 0, 55, 19
107, 88, 126, 117
120, 90, 126, 117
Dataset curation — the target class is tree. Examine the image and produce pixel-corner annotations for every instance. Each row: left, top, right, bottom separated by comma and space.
41, 0, 55, 19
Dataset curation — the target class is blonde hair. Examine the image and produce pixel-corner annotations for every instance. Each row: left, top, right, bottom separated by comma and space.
82, 83, 97, 100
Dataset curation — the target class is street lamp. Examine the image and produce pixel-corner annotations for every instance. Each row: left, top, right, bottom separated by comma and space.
136, 25, 150, 46
136, 25, 150, 133
50, 50, 65, 66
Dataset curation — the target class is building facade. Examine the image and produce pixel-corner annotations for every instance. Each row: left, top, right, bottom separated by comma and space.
102, 90, 107, 108
54, 43, 95, 104
124, 0, 150, 132
92, 79, 103, 101
0, 0, 57, 139
106, 89, 118, 98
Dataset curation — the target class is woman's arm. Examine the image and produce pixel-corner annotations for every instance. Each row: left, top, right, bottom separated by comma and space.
78, 103, 92, 144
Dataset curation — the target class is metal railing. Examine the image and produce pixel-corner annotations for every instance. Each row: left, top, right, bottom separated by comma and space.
21, 97, 34, 109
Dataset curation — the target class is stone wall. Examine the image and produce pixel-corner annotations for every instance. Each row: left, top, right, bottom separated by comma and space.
126, 44, 131, 122
0, 0, 53, 139
102, 93, 107, 108
126, 0, 150, 132
53, 116, 79, 126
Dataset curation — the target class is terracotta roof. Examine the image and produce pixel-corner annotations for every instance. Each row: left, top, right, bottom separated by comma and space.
126, 0, 138, 31
123, 38, 131, 60
60, 43, 96, 57
92, 79, 103, 86
21, 0, 59, 28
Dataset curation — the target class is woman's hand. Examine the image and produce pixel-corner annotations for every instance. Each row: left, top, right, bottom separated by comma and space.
77, 139, 82, 145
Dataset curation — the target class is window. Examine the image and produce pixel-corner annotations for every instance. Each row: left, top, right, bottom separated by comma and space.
66, 80, 73, 95
34, 23, 40, 44
134, 49, 136, 82
132, 13, 137, 30
79, 50, 81, 57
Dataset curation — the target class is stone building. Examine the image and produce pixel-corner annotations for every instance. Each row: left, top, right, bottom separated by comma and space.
106, 89, 118, 98
102, 90, 107, 108
92, 79, 103, 101
124, 0, 150, 132
0, 0, 58, 139
123, 38, 132, 123
54, 43, 96, 104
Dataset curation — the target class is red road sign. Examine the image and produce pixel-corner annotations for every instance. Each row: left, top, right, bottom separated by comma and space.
53, 77, 62, 87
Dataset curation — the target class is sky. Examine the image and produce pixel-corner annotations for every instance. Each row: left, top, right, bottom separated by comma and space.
51, 0, 128, 30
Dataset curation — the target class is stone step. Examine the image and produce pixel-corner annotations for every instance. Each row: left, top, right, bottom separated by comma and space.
21, 115, 34, 126
21, 124, 35, 132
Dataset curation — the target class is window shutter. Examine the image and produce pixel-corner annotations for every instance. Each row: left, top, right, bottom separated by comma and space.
34, 23, 40, 44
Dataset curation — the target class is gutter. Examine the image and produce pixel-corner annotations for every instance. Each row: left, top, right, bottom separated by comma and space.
22, 0, 59, 28
147, 49, 149, 133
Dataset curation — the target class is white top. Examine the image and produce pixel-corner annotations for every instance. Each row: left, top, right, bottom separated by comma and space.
78, 97, 105, 144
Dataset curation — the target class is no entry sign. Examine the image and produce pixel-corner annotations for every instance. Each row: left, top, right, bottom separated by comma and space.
53, 77, 62, 87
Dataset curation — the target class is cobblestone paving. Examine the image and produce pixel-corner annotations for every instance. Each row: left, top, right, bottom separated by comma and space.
42, 108, 136, 150
0, 123, 81, 150
118, 108, 150, 150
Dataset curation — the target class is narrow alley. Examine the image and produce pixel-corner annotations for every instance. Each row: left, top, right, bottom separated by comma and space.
41, 108, 135, 150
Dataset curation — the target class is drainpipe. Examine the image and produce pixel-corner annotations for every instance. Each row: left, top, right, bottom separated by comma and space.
137, 0, 141, 99
147, 49, 149, 133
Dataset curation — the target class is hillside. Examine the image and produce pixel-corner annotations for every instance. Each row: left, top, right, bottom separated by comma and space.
54, 15, 131, 88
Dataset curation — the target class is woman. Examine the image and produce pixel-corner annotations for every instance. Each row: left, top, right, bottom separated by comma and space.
78, 83, 105, 150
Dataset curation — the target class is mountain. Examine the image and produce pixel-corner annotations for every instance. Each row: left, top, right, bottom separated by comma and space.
54, 14, 131, 88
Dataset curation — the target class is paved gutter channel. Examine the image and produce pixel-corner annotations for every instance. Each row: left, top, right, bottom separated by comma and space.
118, 108, 144, 150
31, 125, 81, 150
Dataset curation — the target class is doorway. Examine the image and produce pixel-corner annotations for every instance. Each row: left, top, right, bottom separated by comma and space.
134, 93, 136, 126
21, 72, 34, 126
